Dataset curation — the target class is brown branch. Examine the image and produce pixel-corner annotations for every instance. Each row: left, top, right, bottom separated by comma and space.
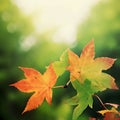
93, 94, 108, 110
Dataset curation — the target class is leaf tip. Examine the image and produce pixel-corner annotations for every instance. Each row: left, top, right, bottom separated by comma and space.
21, 103, 36, 115
111, 79, 118, 89
22, 108, 27, 115
91, 38, 94, 43
9, 83, 15, 87
88, 38, 94, 46
18, 66, 23, 70
113, 58, 117, 62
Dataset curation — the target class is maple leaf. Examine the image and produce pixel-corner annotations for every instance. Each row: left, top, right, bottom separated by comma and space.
98, 107, 120, 120
67, 79, 94, 120
67, 39, 117, 90
104, 112, 120, 120
98, 108, 119, 116
53, 49, 69, 76
10, 64, 57, 114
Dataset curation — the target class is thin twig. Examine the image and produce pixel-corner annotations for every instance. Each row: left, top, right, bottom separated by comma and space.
53, 80, 71, 89
93, 94, 107, 110
53, 85, 64, 89
66, 80, 71, 86
63, 80, 71, 88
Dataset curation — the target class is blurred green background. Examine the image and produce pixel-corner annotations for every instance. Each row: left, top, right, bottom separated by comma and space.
0, 0, 120, 120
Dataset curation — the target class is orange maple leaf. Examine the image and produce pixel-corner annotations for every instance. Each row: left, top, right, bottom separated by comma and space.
67, 39, 117, 90
104, 112, 120, 120
10, 64, 57, 114
98, 108, 120, 120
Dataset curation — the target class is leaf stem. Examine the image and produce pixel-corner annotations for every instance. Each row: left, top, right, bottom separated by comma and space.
53, 85, 64, 88
66, 80, 71, 86
93, 94, 107, 110
53, 80, 71, 89
63, 80, 71, 88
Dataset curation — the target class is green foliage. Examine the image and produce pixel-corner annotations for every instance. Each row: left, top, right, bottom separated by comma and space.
70, 80, 94, 120
0, 0, 35, 120
1, 0, 120, 120
10, 39, 118, 120
76, 0, 120, 56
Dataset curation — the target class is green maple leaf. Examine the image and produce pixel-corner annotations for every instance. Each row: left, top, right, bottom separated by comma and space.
53, 49, 69, 76
67, 80, 94, 120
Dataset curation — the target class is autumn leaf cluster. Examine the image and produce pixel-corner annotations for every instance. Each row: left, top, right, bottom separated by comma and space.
10, 40, 119, 120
